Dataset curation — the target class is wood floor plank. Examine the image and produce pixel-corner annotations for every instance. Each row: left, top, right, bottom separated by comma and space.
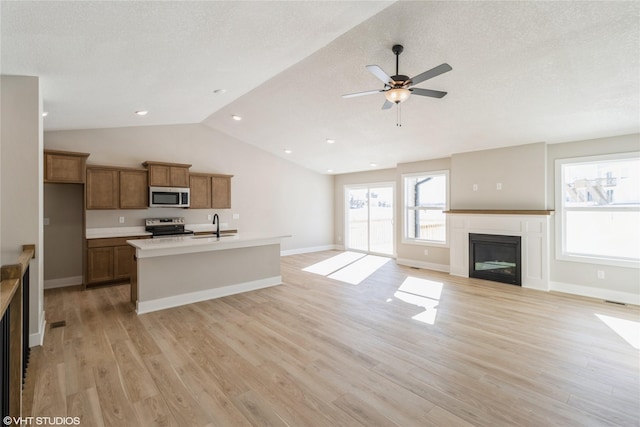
142, 354, 217, 427
132, 394, 180, 427
232, 389, 290, 427
22, 251, 639, 427
67, 387, 105, 427
93, 362, 140, 427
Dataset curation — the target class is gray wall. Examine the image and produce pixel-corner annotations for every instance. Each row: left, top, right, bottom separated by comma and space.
333, 136, 639, 301
43, 183, 83, 282
44, 123, 334, 253
1, 75, 45, 344
451, 142, 547, 209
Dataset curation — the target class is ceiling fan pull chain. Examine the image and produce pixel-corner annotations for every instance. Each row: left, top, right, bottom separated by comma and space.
397, 103, 402, 127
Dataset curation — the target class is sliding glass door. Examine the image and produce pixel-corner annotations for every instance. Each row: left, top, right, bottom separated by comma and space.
345, 183, 395, 256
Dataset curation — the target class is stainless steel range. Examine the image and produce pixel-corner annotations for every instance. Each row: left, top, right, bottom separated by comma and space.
145, 217, 194, 238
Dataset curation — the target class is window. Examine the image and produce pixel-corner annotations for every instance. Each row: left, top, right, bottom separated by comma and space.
402, 171, 449, 245
556, 152, 640, 268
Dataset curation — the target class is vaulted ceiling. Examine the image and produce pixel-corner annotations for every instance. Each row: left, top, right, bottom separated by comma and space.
2, 1, 638, 174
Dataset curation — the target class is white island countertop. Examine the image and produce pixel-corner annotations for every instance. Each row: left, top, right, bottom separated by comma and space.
128, 233, 290, 258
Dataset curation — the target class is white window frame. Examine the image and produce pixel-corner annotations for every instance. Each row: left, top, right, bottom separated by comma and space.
555, 152, 640, 269
343, 182, 396, 256
401, 170, 450, 247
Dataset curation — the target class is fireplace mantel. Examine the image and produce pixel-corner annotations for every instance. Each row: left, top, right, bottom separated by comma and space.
448, 212, 550, 291
445, 209, 554, 216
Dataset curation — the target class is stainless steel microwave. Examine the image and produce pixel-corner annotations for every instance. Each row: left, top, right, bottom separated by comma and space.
149, 186, 190, 208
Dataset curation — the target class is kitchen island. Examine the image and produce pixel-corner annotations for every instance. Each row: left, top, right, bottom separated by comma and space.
128, 233, 288, 314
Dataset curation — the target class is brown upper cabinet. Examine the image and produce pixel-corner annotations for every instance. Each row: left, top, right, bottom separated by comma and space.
44, 149, 90, 183
189, 173, 233, 209
189, 173, 212, 209
86, 166, 148, 209
143, 161, 191, 187
119, 170, 148, 208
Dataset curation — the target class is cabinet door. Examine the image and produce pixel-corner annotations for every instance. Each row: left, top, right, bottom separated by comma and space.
148, 165, 171, 187
170, 167, 190, 187
45, 152, 87, 183
87, 247, 115, 283
114, 246, 133, 280
212, 176, 231, 209
86, 168, 119, 209
120, 170, 148, 209
189, 175, 212, 209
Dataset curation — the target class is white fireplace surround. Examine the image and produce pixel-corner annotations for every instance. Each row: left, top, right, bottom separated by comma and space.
448, 211, 552, 291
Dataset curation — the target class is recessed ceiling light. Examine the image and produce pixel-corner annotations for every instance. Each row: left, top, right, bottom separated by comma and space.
42, 112, 48, 117
213, 89, 227, 94
327, 169, 334, 173
326, 139, 335, 144
284, 149, 292, 154
232, 115, 242, 121
135, 110, 148, 116
370, 162, 377, 167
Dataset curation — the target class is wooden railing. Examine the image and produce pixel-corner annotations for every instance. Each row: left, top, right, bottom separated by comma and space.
0, 244, 35, 421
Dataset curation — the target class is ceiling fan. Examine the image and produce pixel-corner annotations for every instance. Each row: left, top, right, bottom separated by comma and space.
343, 44, 452, 113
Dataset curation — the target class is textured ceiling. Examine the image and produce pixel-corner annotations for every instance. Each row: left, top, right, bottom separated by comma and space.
2, 1, 639, 174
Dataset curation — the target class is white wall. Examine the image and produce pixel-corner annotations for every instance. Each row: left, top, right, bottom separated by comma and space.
547, 134, 640, 302
44, 123, 334, 253
1, 75, 45, 346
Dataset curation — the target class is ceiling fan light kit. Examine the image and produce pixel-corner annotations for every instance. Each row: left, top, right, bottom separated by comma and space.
343, 44, 452, 126
385, 87, 410, 103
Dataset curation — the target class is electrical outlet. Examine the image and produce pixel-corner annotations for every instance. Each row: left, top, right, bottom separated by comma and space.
119, 216, 125, 224
233, 213, 240, 220
207, 214, 212, 221
597, 270, 605, 279
472, 184, 478, 191
496, 183, 502, 190
424, 249, 429, 255
44, 218, 50, 226
338, 235, 342, 242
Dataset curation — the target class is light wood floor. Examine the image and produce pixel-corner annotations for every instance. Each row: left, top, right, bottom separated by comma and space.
24, 251, 639, 426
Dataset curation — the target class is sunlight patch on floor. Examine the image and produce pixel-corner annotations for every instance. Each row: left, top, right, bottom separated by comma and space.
302, 251, 366, 275
302, 251, 391, 285
595, 313, 640, 350
393, 276, 443, 325
328, 255, 391, 285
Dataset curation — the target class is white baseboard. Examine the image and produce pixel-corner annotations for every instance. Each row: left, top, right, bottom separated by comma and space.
396, 258, 450, 273
281, 245, 339, 256
44, 275, 83, 289
550, 281, 640, 306
136, 276, 282, 314
29, 312, 46, 347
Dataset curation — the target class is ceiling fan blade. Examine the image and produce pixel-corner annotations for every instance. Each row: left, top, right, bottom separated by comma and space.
366, 65, 393, 85
381, 100, 393, 110
342, 89, 384, 99
409, 63, 452, 86
410, 88, 448, 98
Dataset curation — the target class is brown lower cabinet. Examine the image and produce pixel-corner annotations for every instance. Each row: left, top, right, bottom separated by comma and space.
86, 236, 149, 287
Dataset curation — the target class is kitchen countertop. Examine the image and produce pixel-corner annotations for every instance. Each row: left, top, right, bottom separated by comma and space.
86, 224, 235, 239
86, 227, 151, 239
128, 233, 290, 258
